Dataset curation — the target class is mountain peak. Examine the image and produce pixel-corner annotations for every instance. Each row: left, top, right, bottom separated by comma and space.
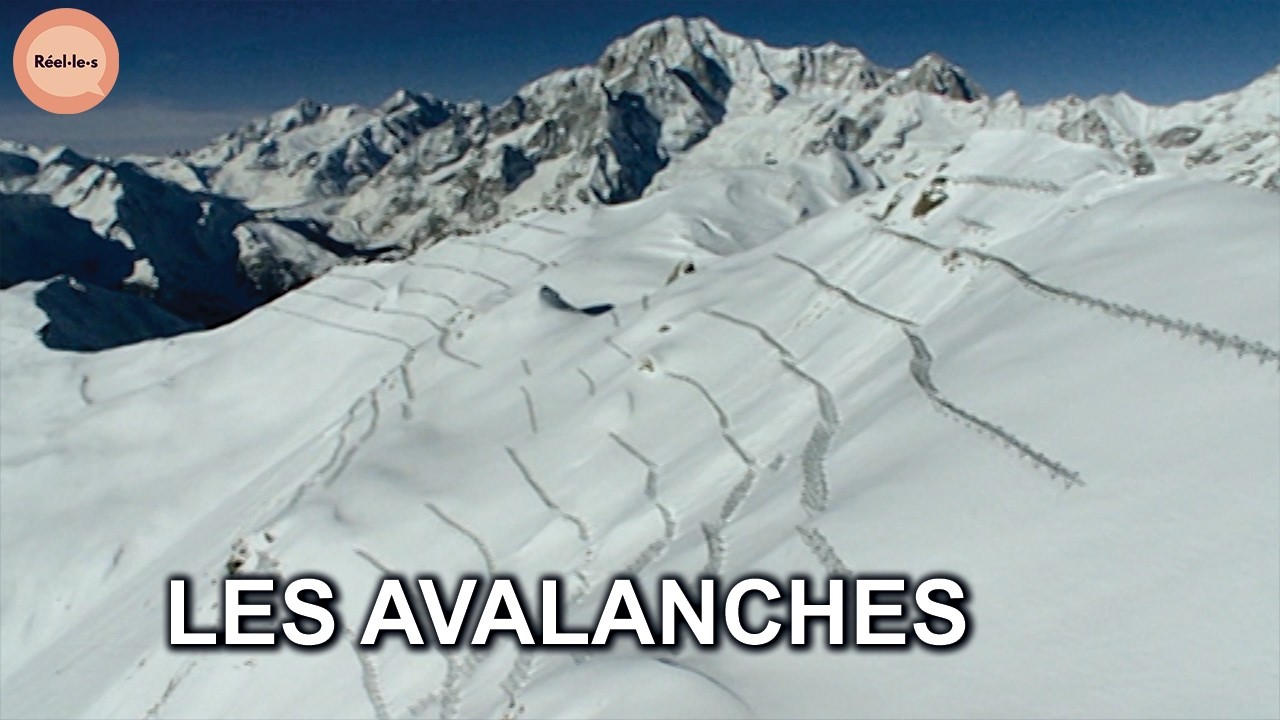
903, 52, 984, 101
598, 14, 730, 68
377, 88, 446, 114
267, 98, 330, 132
625, 15, 725, 42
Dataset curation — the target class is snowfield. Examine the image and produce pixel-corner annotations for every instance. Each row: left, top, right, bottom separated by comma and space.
2, 120, 1278, 718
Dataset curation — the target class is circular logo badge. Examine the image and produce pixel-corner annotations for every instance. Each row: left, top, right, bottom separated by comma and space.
13, 8, 119, 114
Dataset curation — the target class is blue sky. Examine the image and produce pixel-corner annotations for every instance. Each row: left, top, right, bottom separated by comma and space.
3, 0, 1277, 156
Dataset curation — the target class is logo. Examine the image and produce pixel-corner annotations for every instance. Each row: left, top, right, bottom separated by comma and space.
13, 8, 118, 114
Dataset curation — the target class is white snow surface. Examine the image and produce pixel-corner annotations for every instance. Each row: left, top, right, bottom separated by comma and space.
2, 127, 1278, 718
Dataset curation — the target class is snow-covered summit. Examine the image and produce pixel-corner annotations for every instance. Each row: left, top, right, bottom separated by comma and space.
151, 17, 994, 242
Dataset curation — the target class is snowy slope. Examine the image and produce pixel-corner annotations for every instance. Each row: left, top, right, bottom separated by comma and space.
2, 121, 1277, 720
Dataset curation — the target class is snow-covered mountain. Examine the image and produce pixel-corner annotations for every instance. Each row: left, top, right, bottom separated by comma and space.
1, 16, 1278, 719
0, 140, 386, 349
4, 18, 1276, 353
161, 16, 1275, 246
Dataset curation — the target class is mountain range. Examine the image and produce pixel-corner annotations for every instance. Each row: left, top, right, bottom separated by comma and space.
1, 16, 1276, 349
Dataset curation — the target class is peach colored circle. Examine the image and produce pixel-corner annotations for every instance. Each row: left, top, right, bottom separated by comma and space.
13, 8, 119, 114
29, 25, 107, 97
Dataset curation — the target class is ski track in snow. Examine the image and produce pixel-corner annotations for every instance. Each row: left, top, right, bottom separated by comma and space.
377, 306, 447, 332
575, 367, 596, 397
965, 246, 1280, 369
296, 287, 381, 313
398, 362, 416, 420
406, 260, 513, 291
452, 239, 554, 270
772, 246, 1086, 490
699, 306, 853, 571
513, 220, 567, 236
437, 327, 482, 369
256, 399, 358, 530
702, 308, 794, 359
437, 650, 485, 720
658, 364, 765, 574
799, 423, 833, 515
142, 659, 197, 720
326, 272, 391, 292
519, 386, 539, 434
323, 393, 379, 488
773, 253, 918, 327
608, 432, 678, 574
423, 502, 498, 576
401, 287, 464, 310
346, 630, 392, 720
780, 358, 840, 426
253, 336, 430, 532
504, 446, 595, 599
718, 468, 758, 525
654, 657, 753, 715
663, 371, 730, 430
700, 521, 728, 576
603, 336, 634, 361
296, 280, 453, 338
905, 328, 1084, 488
794, 524, 853, 576
662, 368, 757, 469
266, 306, 416, 351
882, 227, 1280, 369
353, 546, 395, 575
423, 497, 531, 719
499, 653, 536, 718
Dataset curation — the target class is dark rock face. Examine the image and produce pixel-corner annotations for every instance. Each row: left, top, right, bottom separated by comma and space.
0, 151, 39, 182
828, 114, 878, 152
36, 278, 201, 351
0, 193, 134, 289
1059, 110, 1114, 149
1155, 126, 1203, 148
501, 145, 536, 191
1130, 149, 1156, 176
904, 55, 984, 102
5, 156, 352, 350
315, 95, 455, 196
1186, 145, 1223, 167
109, 163, 268, 326
590, 91, 667, 203
1264, 170, 1280, 193
669, 50, 733, 124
